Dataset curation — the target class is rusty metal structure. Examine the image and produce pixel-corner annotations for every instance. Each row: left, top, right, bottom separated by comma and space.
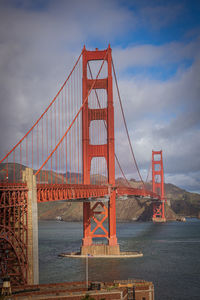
0, 183, 28, 285
0, 46, 166, 285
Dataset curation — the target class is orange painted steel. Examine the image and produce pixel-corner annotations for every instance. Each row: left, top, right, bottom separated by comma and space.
0, 46, 166, 286
116, 186, 160, 199
0, 51, 83, 167
0, 181, 160, 287
152, 150, 165, 220
0, 183, 28, 286
37, 184, 109, 202
37, 184, 160, 203
82, 45, 117, 247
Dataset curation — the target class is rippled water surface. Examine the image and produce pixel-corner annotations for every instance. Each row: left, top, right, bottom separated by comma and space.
39, 219, 200, 299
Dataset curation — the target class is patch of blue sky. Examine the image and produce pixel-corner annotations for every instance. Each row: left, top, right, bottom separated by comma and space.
118, 59, 193, 81
114, 22, 199, 49
141, 111, 177, 124
112, 30, 160, 48
11, 0, 50, 11
117, 0, 200, 46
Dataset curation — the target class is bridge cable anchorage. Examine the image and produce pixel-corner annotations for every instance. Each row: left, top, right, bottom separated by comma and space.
111, 59, 145, 189
35, 50, 108, 176
0, 50, 83, 165
87, 62, 131, 187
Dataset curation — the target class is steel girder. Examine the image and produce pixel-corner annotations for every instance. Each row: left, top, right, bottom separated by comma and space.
0, 184, 28, 286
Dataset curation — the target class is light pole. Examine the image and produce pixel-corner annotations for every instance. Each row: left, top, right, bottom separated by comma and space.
86, 254, 88, 290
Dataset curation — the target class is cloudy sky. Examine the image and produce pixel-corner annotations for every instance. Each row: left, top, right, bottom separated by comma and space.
0, 0, 200, 193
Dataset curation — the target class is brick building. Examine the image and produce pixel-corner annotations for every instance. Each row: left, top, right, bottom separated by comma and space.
5, 279, 154, 300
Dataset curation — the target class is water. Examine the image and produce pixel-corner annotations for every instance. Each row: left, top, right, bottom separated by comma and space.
39, 219, 200, 299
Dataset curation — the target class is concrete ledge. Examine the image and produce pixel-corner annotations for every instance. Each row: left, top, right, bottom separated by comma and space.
59, 251, 143, 258
81, 244, 120, 256
152, 217, 166, 223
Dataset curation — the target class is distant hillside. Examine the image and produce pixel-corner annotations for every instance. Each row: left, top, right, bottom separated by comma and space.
165, 183, 200, 218
38, 180, 200, 221
38, 195, 178, 222
1, 164, 199, 220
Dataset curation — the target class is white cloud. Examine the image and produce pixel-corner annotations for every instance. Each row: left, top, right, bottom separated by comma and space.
138, 4, 184, 30
113, 43, 200, 192
113, 38, 200, 71
165, 173, 200, 193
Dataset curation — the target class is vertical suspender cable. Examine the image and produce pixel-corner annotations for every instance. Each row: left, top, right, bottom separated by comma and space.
46, 114, 48, 183
112, 59, 145, 189
0, 50, 83, 165
35, 51, 108, 177
88, 62, 130, 187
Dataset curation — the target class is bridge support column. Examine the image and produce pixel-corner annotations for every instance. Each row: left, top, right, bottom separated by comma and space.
22, 168, 39, 284
108, 189, 117, 246
81, 46, 119, 256
152, 150, 166, 222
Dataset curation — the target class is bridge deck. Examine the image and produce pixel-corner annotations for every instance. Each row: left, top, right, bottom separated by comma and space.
0, 183, 160, 203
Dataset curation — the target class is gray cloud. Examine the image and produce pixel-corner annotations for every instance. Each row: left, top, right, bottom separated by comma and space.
113, 38, 200, 70
112, 42, 200, 192
138, 3, 184, 30
0, 0, 199, 192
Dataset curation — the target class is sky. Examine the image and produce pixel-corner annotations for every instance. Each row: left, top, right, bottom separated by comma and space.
0, 0, 200, 193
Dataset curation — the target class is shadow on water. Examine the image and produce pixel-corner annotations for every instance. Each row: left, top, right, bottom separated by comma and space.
39, 219, 200, 300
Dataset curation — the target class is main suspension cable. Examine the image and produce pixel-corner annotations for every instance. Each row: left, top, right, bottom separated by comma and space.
145, 159, 151, 183
112, 59, 145, 189
35, 50, 108, 176
88, 63, 130, 187
0, 49, 83, 164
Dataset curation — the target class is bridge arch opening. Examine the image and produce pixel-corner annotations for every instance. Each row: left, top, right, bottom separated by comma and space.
89, 120, 107, 145
87, 60, 108, 80
90, 157, 107, 185
88, 89, 107, 109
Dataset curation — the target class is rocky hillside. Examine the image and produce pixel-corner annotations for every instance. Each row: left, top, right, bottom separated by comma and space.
165, 183, 200, 217
39, 180, 200, 221
38, 180, 200, 222
38, 196, 178, 222
0, 164, 199, 221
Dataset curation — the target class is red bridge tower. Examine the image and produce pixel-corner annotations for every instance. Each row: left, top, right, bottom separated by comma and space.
81, 45, 120, 255
152, 150, 166, 222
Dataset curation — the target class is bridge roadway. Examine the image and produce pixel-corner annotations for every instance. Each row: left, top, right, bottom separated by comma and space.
37, 183, 160, 202
0, 182, 160, 203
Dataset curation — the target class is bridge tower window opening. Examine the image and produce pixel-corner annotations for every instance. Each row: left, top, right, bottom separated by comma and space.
87, 60, 108, 80
154, 174, 161, 183
89, 120, 107, 145
88, 89, 107, 109
153, 154, 161, 161
154, 163, 161, 171
90, 157, 107, 185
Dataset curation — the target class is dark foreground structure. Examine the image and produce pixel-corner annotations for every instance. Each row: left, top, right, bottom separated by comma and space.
1, 279, 154, 300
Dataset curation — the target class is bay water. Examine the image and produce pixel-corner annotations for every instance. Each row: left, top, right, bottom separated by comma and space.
39, 219, 200, 299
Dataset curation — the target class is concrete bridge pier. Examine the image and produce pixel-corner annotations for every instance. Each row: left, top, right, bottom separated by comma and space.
22, 168, 39, 285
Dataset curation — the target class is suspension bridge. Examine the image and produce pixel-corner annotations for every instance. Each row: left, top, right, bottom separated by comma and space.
0, 45, 166, 286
